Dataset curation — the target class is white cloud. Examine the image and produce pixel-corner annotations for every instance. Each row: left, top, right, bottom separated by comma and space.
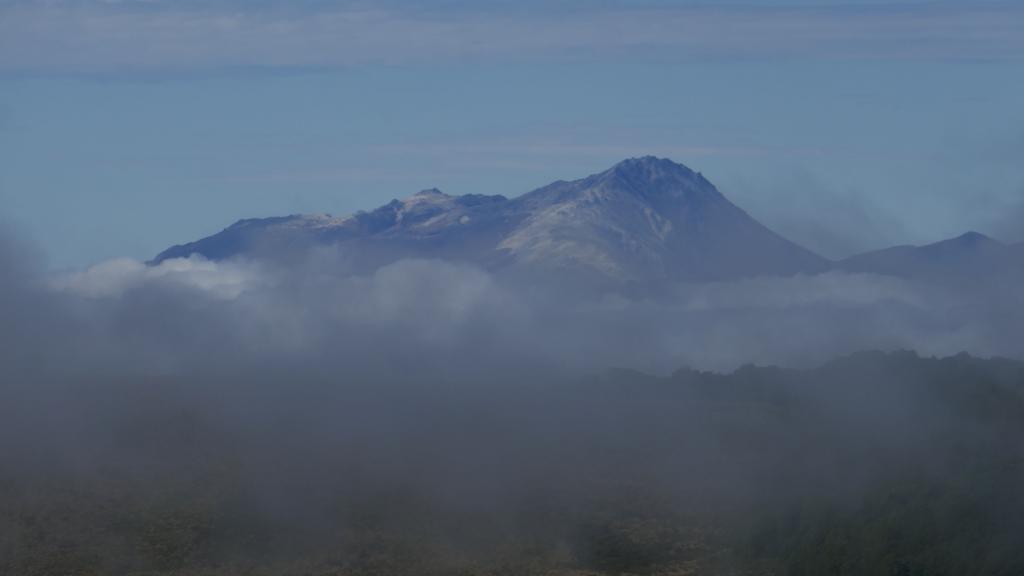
52, 255, 264, 298
36, 249, 1024, 374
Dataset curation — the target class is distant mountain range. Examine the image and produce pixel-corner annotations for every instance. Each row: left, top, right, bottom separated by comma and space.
154, 156, 1023, 288
836, 230, 1024, 284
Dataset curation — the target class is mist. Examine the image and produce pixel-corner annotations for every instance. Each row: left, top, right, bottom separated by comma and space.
47, 236, 1024, 374
3, 225, 1024, 574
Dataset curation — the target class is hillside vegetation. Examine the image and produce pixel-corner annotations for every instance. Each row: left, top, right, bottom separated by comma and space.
2, 351, 1023, 575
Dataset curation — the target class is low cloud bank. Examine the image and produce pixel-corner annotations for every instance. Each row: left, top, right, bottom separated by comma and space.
3, 227, 1024, 573
43, 239, 1024, 374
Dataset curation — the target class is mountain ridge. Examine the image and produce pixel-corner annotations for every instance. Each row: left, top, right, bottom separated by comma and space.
837, 230, 1024, 283
152, 156, 1020, 288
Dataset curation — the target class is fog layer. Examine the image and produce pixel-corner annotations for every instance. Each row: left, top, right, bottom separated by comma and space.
3, 229, 1024, 574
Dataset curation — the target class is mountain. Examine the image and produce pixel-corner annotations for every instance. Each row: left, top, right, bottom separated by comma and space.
155, 188, 517, 271
496, 157, 828, 283
837, 231, 1024, 284
153, 157, 828, 287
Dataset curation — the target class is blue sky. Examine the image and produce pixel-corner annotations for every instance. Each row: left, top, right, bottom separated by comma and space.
1, 0, 1023, 267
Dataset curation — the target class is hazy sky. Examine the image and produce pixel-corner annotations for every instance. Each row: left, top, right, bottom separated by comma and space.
1, 0, 1023, 268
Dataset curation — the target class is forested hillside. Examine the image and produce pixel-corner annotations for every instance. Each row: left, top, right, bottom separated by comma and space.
2, 351, 1022, 575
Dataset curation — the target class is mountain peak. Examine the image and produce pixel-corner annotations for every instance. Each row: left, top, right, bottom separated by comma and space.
583, 156, 720, 205
413, 188, 447, 198
951, 231, 997, 244
607, 156, 696, 179
929, 231, 1003, 251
